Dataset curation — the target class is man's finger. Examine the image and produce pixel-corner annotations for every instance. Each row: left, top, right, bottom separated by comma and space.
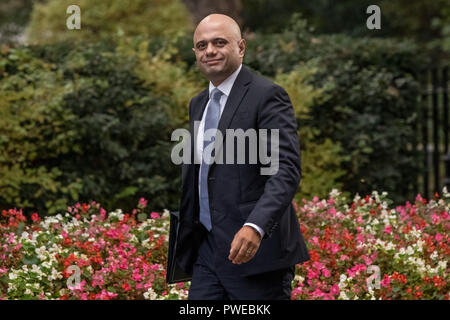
233, 242, 252, 264
228, 236, 243, 261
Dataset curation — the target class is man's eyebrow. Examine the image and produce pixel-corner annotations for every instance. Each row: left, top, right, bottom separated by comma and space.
195, 38, 228, 47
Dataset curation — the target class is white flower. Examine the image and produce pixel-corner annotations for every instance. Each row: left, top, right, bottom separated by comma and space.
294, 275, 304, 283
339, 291, 349, 300
31, 264, 41, 274
9, 273, 17, 280
406, 246, 414, 255
438, 261, 447, 270
143, 288, 158, 300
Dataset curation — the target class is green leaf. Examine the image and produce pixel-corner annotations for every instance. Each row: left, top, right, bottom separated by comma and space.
22, 255, 39, 265
137, 213, 147, 222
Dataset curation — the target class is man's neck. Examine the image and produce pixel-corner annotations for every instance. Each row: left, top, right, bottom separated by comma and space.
209, 64, 242, 87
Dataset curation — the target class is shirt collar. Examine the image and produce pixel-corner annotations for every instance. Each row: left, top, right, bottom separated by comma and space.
208, 64, 242, 98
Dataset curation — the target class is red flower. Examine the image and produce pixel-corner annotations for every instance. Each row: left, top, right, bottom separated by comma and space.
432, 276, 445, 288
122, 282, 131, 292
81, 203, 90, 213
309, 249, 320, 262
31, 213, 40, 222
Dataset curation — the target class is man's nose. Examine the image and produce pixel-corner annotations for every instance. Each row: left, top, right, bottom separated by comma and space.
205, 42, 217, 56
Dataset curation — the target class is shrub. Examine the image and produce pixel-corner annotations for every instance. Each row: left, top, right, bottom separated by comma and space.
25, 0, 193, 45
245, 15, 426, 205
0, 39, 202, 215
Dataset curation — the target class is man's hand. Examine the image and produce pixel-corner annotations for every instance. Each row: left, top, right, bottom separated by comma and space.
228, 226, 262, 264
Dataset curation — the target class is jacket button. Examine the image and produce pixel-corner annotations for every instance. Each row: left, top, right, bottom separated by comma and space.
208, 177, 215, 181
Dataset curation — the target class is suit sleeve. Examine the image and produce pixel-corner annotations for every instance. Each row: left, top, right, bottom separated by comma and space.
245, 84, 301, 239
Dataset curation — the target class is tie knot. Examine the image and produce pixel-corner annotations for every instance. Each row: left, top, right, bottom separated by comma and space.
211, 88, 223, 102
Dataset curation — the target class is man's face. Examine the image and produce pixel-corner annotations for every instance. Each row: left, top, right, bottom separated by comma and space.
193, 20, 245, 84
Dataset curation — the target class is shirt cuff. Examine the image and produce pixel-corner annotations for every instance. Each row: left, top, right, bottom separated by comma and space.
244, 223, 265, 239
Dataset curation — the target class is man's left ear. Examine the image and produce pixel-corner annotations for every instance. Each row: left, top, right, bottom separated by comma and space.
239, 39, 246, 56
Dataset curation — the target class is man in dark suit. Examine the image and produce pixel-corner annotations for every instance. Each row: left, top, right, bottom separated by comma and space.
176, 13, 310, 300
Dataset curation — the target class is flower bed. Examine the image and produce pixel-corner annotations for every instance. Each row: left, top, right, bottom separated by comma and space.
0, 199, 188, 300
292, 188, 449, 299
0, 189, 449, 300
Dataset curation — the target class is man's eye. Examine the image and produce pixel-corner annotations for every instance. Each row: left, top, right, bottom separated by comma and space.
215, 40, 226, 46
197, 43, 206, 50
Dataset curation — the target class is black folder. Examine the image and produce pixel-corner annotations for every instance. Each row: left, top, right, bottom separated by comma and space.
166, 210, 192, 284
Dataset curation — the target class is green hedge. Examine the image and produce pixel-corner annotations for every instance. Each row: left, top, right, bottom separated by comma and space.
244, 16, 426, 204
0, 40, 202, 215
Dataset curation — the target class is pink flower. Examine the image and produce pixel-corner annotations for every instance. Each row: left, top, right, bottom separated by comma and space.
331, 243, 340, 254
435, 233, 443, 242
68, 280, 87, 291
312, 261, 324, 271
311, 288, 325, 298
340, 255, 349, 261
91, 274, 104, 288
150, 264, 160, 271
361, 255, 372, 266
310, 236, 319, 246
431, 214, 440, 225
380, 274, 390, 288
307, 269, 319, 280
322, 268, 331, 278
384, 225, 392, 234
100, 208, 107, 220
292, 287, 303, 297
150, 212, 160, 219
328, 208, 337, 216
330, 284, 340, 295
139, 198, 148, 208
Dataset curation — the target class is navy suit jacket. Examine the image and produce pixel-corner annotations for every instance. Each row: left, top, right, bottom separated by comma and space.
176, 65, 310, 277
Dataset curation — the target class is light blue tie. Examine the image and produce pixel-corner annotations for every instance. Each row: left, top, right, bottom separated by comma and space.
200, 88, 223, 231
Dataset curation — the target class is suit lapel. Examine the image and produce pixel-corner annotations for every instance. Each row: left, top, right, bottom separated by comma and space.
212, 66, 252, 169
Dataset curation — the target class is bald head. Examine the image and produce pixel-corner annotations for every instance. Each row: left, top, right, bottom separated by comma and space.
194, 14, 242, 44
192, 14, 246, 86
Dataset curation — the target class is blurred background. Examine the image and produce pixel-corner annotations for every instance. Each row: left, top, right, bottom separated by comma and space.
0, 0, 449, 216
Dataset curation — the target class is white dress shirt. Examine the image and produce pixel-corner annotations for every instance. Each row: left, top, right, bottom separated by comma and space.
197, 64, 264, 238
